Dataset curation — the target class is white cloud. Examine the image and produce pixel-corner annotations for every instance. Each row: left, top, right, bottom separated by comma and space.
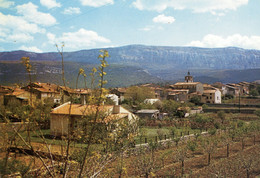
133, 0, 248, 13
16, 2, 56, 26
0, 28, 8, 37
63, 7, 81, 15
153, 14, 175, 24
47, 28, 111, 50
139, 25, 164, 31
0, 0, 14, 8
0, 13, 45, 34
40, 0, 61, 9
80, 0, 114, 7
139, 27, 152, 31
19, 45, 43, 53
187, 34, 260, 50
47, 32, 56, 43
7, 33, 33, 43
0, 12, 45, 43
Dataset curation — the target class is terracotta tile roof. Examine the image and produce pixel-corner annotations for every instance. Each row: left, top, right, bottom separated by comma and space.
203, 90, 218, 93
51, 103, 113, 116
189, 92, 202, 96
170, 89, 189, 92
5, 88, 26, 96
117, 88, 127, 93
212, 82, 225, 88
51, 103, 128, 123
33, 87, 59, 93
136, 109, 159, 114
0, 86, 15, 90
33, 82, 59, 89
31, 82, 59, 93
172, 82, 201, 86
203, 84, 212, 87
59, 86, 90, 94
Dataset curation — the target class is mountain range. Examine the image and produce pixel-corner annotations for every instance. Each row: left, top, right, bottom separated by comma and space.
1, 45, 260, 87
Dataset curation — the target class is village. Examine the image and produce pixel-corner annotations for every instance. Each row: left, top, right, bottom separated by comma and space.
0, 69, 260, 177
1, 71, 259, 121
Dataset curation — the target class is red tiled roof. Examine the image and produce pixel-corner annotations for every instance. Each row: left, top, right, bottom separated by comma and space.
51, 103, 114, 115
51, 103, 128, 123
5, 88, 26, 96
172, 82, 201, 86
203, 90, 218, 94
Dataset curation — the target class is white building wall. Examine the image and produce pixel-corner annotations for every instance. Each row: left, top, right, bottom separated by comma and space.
215, 90, 222, 104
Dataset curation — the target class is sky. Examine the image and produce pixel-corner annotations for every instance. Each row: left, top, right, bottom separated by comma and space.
0, 0, 260, 52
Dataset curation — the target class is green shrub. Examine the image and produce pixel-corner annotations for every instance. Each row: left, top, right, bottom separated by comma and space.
187, 141, 197, 152
202, 104, 208, 109
208, 128, 217, 135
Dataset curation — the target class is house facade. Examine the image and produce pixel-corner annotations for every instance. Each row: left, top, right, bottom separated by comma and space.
4, 88, 34, 106
23, 82, 61, 104
201, 89, 222, 104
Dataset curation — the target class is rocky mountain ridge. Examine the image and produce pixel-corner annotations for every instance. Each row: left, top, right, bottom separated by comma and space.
1, 45, 260, 70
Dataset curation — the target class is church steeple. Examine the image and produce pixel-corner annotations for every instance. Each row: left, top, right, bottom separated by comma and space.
185, 71, 193, 83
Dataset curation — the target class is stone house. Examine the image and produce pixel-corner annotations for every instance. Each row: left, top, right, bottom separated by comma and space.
4, 88, 33, 105
50, 102, 138, 136
110, 88, 127, 104
23, 82, 61, 104
168, 72, 204, 102
135, 109, 160, 120
201, 89, 222, 104
225, 84, 240, 96
170, 82, 204, 94
170, 72, 204, 95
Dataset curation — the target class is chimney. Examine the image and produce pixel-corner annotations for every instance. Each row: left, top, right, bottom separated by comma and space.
113, 105, 121, 114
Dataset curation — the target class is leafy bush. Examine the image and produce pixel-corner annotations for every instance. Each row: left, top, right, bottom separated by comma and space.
187, 141, 197, 152
249, 89, 259, 96
208, 128, 217, 135
189, 96, 201, 105
194, 114, 210, 124
202, 104, 208, 109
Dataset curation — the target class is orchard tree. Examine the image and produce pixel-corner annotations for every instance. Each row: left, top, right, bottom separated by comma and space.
125, 86, 155, 105
217, 110, 226, 124
175, 147, 187, 176
161, 100, 180, 117
202, 137, 217, 166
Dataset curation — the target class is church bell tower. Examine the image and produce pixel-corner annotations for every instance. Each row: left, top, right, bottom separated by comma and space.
185, 71, 193, 83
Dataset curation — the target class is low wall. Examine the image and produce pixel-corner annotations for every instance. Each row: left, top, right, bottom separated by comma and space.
204, 108, 256, 114
206, 103, 260, 108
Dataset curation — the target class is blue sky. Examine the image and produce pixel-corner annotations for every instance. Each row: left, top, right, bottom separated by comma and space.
0, 0, 260, 52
